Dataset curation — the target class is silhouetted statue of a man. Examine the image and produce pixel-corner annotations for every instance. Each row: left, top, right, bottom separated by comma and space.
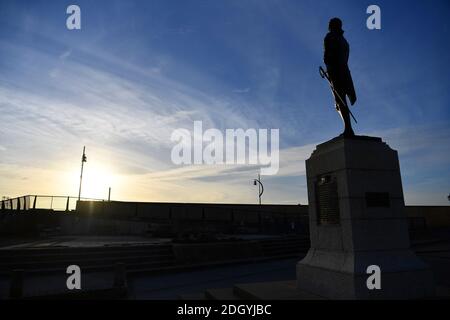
324, 17, 357, 137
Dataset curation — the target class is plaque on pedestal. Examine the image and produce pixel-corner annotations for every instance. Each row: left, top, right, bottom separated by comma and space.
296, 135, 434, 299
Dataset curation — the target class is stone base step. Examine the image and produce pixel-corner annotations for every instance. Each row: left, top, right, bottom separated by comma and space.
181, 280, 450, 300
178, 293, 207, 300
205, 288, 239, 300
183, 280, 325, 301
233, 280, 324, 300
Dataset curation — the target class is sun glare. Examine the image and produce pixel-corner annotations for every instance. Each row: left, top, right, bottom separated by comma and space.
80, 164, 119, 200
58, 159, 121, 200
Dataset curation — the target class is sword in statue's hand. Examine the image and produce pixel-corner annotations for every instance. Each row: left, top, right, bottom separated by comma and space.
319, 66, 357, 124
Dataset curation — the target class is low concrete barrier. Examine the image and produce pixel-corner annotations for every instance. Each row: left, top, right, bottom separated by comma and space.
2, 202, 448, 237
405, 206, 450, 228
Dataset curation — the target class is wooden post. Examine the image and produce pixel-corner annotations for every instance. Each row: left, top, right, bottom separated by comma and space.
113, 263, 127, 288
10, 269, 24, 299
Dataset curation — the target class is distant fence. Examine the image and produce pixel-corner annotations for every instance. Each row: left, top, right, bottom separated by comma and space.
1, 195, 104, 212
404, 206, 450, 229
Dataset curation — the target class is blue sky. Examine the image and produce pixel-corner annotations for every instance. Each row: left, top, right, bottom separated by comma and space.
0, 0, 449, 204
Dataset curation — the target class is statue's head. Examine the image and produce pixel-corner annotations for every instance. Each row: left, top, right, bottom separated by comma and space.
328, 17, 343, 32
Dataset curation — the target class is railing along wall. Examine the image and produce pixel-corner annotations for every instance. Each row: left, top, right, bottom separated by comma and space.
0, 195, 104, 212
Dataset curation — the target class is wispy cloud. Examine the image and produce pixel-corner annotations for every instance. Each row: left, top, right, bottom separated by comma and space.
0, 0, 448, 205
233, 87, 251, 94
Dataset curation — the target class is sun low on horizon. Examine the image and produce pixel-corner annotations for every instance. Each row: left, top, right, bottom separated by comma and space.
0, 0, 449, 205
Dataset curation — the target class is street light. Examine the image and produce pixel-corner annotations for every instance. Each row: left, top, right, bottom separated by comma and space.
78, 146, 87, 201
253, 173, 264, 205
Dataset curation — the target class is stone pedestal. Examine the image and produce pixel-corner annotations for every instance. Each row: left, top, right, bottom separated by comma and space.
297, 136, 434, 299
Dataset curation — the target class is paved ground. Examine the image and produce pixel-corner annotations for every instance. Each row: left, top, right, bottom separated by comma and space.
128, 257, 301, 299
0, 253, 302, 300
129, 248, 450, 299
1, 232, 449, 299
0, 234, 278, 250
0, 271, 114, 298
2, 248, 449, 299
0, 236, 172, 250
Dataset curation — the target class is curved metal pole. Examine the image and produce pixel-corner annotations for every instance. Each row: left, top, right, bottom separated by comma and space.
253, 174, 264, 205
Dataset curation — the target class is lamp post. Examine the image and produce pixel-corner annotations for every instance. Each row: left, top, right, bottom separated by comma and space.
78, 146, 87, 201
253, 173, 264, 205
